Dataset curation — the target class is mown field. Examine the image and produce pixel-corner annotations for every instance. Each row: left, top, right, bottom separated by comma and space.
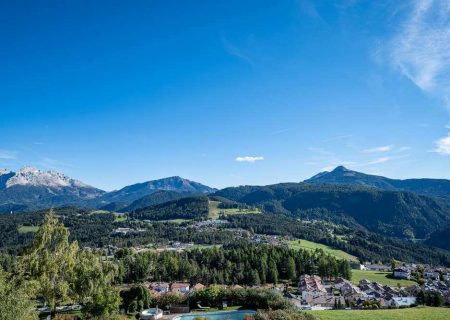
114, 213, 128, 222
208, 201, 261, 219
18, 225, 39, 233
307, 306, 450, 320
351, 270, 416, 287
286, 239, 359, 262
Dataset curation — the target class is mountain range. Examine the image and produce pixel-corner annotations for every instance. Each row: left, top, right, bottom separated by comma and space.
0, 167, 214, 213
1, 165, 450, 251
0, 166, 104, 213
305, 165, 450, 199
1, 165, 450, 233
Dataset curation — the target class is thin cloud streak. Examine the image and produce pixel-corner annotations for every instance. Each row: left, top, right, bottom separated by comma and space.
235, 156, 264, 163
363, 145, 394, 153
367, 157, 391, 165
0, 149, 17, 160
222, 38, 254, 66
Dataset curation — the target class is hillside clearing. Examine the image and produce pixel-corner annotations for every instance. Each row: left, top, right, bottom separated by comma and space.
307, 306, 450, 320
208, 200, 261, 219
113, 214, 128, 222
286, 239, 359, 262
208, 200, 221, 219
351, 270, 416, 287
18, 225, 39, 233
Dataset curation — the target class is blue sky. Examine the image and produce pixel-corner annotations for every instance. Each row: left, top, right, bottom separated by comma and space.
1, 0, 450, 190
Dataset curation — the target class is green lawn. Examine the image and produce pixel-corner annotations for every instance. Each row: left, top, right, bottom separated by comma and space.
208, 200, 221, 219
219, 208, 261, 215
190, 244, 222, 250
286, 239, 359, 262
18, 225, 39, 233
209, 201, 261, 219
155, 218, 192, 224
114, 214, 128, 222
351, 270, 416, 287
307, 307, 450, 320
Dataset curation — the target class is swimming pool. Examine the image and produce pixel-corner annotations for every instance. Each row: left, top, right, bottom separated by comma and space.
173, 310, 256, 320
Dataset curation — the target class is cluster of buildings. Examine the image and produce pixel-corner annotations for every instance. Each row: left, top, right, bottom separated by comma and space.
145, 282, 206, 296
194, 219, 229, 228
112, 227, 147, 235
393, 265, 450, 282
293, 270, 450, 310
404, 280, 450, 305
249, 235, 291, 247
294, 275, 421, 310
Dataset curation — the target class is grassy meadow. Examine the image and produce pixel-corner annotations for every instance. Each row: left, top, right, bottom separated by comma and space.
18, 225, 39, 233
307, 306, 450, 320
286, 239, 359, 262
351, 270, 416, 287
208, 200, 261, 219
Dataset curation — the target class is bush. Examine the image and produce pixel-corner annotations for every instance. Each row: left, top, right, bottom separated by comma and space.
254, 310, 316, 320
189, 287, 294, 311
120, 286, 153, 313
156, 292, 186, 309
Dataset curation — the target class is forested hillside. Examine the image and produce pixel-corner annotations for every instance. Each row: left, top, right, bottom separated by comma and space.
116, 242, 351, 284
215, 183, 450, 239
123, 190, 194, 212
426, 225, 450, 251
129, 196, 209, 220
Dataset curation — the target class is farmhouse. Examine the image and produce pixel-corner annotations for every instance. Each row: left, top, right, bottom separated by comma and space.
391, 297, 417, 307
424, 271, 440, 280
393, 268, 411, 280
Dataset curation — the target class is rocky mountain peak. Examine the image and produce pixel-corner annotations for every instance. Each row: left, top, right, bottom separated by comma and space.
5, 166, 89, 189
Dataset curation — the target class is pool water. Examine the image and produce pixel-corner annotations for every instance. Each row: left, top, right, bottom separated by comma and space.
141, 308, 162, 315
173, 310, 256, 320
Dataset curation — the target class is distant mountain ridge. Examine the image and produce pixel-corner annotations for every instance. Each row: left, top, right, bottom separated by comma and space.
0, 166, 105, 212
97, 176, 216, 205
0, 167, 216, 213
122, 190, 195, 212
305, 166, 450, 199
0, 166, 92, 189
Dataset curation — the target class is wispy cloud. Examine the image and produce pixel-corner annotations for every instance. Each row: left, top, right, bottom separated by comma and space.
270, 128, 294, 136
235, 156, 264, 163
222, 38, 254, 65
367, 157, 391, 165
433, 127, 450, 155
389, 0, 450, 104
0, 149, 17, 160
363, 145, 394, 153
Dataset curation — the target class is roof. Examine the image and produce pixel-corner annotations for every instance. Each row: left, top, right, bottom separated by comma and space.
192, 283, 205, 290
172, 282, 190, 289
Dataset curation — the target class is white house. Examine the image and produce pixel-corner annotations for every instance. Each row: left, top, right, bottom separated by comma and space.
391, 297, 416, 307
150, 282, 170, 293
442, 273, 450, 282
393, 268, 410, 280
424, 271, 440, 280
